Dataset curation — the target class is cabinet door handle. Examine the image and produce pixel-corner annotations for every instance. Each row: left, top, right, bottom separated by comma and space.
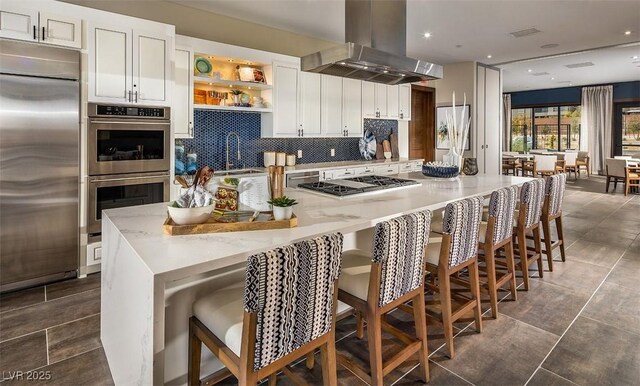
189, 123, 193, 136
128, 90, 132, 102
481, 145, 485, 149
33, 26, 37, 40
134, 91, 138, 103
301, 129, 304, 136
41, 27, 45, 41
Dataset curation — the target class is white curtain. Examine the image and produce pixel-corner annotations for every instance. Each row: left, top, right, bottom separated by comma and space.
581, 85, 613, 175
502, 94, 511, 151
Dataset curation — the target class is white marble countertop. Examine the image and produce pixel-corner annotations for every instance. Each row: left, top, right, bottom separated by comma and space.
103, 174, 531, 282
260, 158, 423, 174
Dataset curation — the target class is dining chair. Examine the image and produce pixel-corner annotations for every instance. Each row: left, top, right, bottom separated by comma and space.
189, 233, 344, 386
424, 197, 483, 359
533, 155, 558, 177
576, 151, 590, 177
502, 156, 520, 176
562, 152, 579, 179
512, 179, 546, 291
337, 211, 431, 386
605, 158, 630, 194
539, 174, 567, 271
477, 186, 518, 319
625, 164, 640, 196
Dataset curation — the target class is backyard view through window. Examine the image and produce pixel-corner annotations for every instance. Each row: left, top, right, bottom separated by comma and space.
622, 106, 640, 158
510, 106, 581, 152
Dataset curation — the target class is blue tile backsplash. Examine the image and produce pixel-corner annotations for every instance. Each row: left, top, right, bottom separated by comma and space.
179, 110, 398, 171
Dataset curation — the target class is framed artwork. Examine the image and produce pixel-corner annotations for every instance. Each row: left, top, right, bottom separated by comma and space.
252, 68, 266, 83
436, 105, 471, 150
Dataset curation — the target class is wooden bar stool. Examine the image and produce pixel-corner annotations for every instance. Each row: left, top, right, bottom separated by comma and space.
478, 186, 518, 318
512, 179, 546, 291
337, 211, 432, 386
424, 197, 484, 359
188, 233, 344, 386
540, 173, 567, 271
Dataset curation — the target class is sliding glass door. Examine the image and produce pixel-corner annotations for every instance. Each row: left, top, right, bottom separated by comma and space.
614, 102, 640, 158
510, 105, 581, 151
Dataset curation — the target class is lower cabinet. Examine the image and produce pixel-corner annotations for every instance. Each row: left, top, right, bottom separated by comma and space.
373, 164, 400, 175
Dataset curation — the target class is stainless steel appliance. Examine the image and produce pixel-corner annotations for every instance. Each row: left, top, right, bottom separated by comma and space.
88, 103, 170, 175
87, 103, 170, 240
286, 171, 321, 187
300, 0, 443, 84
0, 39, 80, 292
297, 175, 420, 198
87, 172, 169, 235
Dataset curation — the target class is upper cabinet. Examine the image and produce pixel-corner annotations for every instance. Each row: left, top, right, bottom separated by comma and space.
387, 85, 399, 119
0, 5, 81, 48
173, 46, 194, 138
398, 84, 411, 120
88, 23, 172, 106
298, 72, 321, 137
321, 75, 344, 137
267, 61, 299, 137
342, 78, 362, 137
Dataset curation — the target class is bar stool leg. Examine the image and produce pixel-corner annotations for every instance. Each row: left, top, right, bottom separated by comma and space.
439, 269, 455, 359
484, 244, 499, 319
516, 231, 530, 291
320, 340, 338, 386
533, 226, 544, 278
367, 311, 384, 386
556, 216, 566, 262
541, 218, 554, 272
468, 261, 483, 333
413, 291, 430, 383
355, 311, 364, 339
505, 242, 518, 301
305, 352, 315, 369
188, 318, 202, 386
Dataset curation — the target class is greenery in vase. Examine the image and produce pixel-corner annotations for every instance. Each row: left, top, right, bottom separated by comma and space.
230, 89, 244, 96
267, 196, 298, 207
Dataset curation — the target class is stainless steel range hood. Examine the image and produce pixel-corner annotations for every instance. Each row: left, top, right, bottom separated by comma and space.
300, 0, 443, 85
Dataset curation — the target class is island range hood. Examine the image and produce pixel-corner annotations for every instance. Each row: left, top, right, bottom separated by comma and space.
300, 0, 443, 85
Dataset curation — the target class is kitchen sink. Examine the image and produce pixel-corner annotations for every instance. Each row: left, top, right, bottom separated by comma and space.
216, 168, 265, 176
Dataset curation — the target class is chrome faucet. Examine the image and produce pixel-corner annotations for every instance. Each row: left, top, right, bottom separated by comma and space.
225, 132, 241, 170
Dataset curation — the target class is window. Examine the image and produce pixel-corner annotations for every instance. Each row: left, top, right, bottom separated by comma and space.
510, 105, 581, 152
621, 106, 640, 158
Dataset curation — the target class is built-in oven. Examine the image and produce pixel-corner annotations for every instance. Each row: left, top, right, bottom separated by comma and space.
87, 172, 170, 236
88, 103, 170, 175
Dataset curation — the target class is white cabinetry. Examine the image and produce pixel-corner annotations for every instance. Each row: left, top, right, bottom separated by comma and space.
0, 5, 81, 48
373, 164, 400, 175
387, 85, 399, 119
362, 81, 376, 118
374, 83, 388, 118
299, 72, 321, 136
271, 61, 299, 137
173, 46, 193, 138
476, 64, 502, 175
321, 75, 344, 137
89, 23, 172, 105
398, 84, 411, 120
342, 78, 363, 137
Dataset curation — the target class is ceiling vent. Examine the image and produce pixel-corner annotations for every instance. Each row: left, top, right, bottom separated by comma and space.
556, 80, 572, 84
540, 43, 559, 49
531, 72, 549, 76
509, 28, 542, 38
565, 62, 594, 69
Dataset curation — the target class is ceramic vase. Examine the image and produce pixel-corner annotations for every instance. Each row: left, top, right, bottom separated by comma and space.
462, 158, 479, 175
232, 95, 240, 106
272, 206, 293, 221
444, 147, 463, 171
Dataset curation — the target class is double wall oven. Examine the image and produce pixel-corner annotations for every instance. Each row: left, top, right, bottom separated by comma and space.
87, 103, 170, 240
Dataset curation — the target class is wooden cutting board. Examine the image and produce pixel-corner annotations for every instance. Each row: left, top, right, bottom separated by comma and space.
376, 142, 384, 159
390, 134, 399, 159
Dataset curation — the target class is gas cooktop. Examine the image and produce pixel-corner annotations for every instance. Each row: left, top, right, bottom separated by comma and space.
297, 175, 420, 198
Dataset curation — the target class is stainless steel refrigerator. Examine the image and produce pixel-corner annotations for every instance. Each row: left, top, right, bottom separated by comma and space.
0, 39, 80, 292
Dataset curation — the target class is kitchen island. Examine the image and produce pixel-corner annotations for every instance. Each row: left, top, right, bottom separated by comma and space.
101, 173, 531, 385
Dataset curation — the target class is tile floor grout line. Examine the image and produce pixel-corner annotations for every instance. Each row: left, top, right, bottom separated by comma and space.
431, 360, 477, 386
579, 312, 640, 338
0, 285, 100, 318
45, 329, 50, 365
523, 249, 627, 385
388, 363, 420, 386
537, 366, 582, 386
18, 346, 104, 372
0, 312, 101, 345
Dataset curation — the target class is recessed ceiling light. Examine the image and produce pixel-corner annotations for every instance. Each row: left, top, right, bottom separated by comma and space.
527, 69, 532, 73
551, 77, 555, 80
487, 55, 492, 59
424, 32, 431, 38
625, 31, 632, 35
633, 56, 639, 59
208, 82, 212, 86
569, 83, 572, 86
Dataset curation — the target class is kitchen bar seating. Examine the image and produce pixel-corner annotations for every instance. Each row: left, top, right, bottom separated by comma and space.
511, 179, 546, 291
188, 233, 344, 385
539, 174, 568, 271
337, 211, 432, 386
477, 186, 519, 319
424, 197, 484, 359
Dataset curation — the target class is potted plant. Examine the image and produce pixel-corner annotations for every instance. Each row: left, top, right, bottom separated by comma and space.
268, 196, 297, 220
230, 89, 243, 106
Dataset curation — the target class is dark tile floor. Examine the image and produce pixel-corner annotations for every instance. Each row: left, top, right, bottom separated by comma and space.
0, 176, 638, 385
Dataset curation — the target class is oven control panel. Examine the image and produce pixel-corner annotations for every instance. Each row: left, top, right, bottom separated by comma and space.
95, 105, 167, 118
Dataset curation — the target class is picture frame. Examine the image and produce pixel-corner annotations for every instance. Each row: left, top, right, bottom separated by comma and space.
252, 68, 266, 84
436, 104, 471, 150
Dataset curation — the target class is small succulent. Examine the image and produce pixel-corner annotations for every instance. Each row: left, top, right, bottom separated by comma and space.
268, 196, 298, 207
230, 89, 244, 95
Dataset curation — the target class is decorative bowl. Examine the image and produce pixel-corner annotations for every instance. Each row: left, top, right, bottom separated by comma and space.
167, 202, 215, 225
422, 163, 460, 179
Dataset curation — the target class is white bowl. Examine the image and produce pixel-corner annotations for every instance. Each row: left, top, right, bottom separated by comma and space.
167, 202, 215, 225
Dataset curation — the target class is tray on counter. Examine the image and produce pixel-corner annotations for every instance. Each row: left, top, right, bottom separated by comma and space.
163, 211, 297, 236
